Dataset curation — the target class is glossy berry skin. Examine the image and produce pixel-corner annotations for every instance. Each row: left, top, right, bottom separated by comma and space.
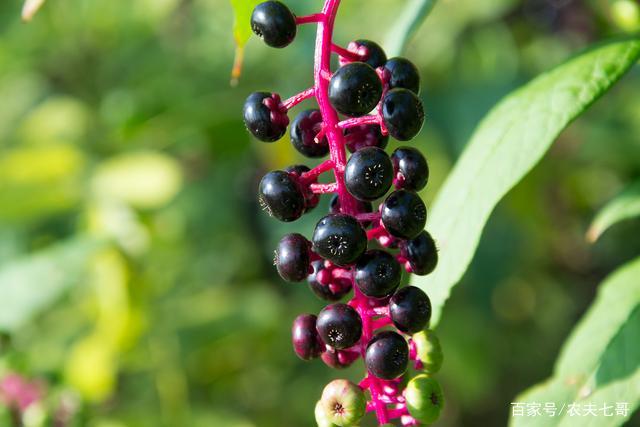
275, 233, 310, 282
308, 260, 351, 301
284, 164, 319, 212
250, 1, 297, 48
346, 39, 387, 68
400, 230, 438, 275
316, 303, 362, 350
243, 92, 287, 142
381, 190, 427, 239
259, 170, 306, 222
344, 147, 393, 202
389, 286, 432, 333
384, 57, 421, 94
365, 331, 409, 380
391, 147, 429, 191
321, 348, 358, 369
344, 124, 389, 153
290, 109, 329, 158
329, 62, 382, 117
382, 88, 424, 141
354, 250, 402, 298
292, 314, 324, 360
312, 214, 367, 266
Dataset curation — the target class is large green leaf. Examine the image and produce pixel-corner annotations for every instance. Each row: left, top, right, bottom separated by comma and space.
383, 0, 437, 56
587, 179, 640, 242
0, 237, 102, 332
413, 37, 640, 326
510, 256, 640, 427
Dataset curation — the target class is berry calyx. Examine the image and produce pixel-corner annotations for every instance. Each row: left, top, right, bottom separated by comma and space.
316, 303, 362, 349
400, 230, 438, 275
292, 314, 324, 361
259, 170, 306, 222
391, 146, 429, 191
320, 379, 367, 427
285, 164, 319, 212
412, 329, 443, 374
405, 374, 444, 424
243, 92, 289, 142
381, 190, 427, 239
321, 348, 358, 370
251, 1, 297, 48
381, 88, 425, 141
354, 250, 402, 298
344, 147, 393, 202
329, 62, 383, 117
290, 109, 329, 158
312, 214, 367, 266
308, 260, 352, 302
344, 124, 389, 153
342, 39, 387, 68
365, 331, 409, 380
384, 57, 421, 94
275, 233, 311, 282
389, 286, 432, 333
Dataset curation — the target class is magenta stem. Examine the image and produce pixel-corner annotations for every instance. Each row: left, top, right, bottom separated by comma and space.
300, 159, 334, 184
310, 182, 338, 194
330, 42, 361, 61
282, 87, 315, 110
355, 212, 381, 222
296, 13, 324, 24
337, 115, 381, 130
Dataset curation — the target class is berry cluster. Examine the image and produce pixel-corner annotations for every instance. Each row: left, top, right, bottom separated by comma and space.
245, 2, 444, 425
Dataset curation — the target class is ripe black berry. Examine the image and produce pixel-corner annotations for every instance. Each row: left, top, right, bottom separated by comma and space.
284, 165, 319, 212
384, 57, 421, 94
312, 214, 367, 266
292, 314, 324, 360
349, 39, 387, 68
316, 303, 362, 349
290, 109, 329, 158
365, 331, 409, 380
329, 62, 382, 117
259, 170, 306, 222
382, 88, 424, 141
275, 233, 311, 282
389, 286, 432, 333
391, 147, 429, 191
344, 124, 389, 153
381, 190, 426, 239
308, 260, 351, 301
344, 147, 393, 202
354, 250, 401, 298
400, 230, 438, 275
243, 92, 288, 142
251, 1, 297, 48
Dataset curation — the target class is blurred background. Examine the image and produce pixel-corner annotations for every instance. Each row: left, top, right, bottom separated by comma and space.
0, 0, 639, 426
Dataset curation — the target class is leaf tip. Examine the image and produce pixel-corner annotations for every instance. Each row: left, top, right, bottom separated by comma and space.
21, 0, 46, 22
230, 45, 245, 87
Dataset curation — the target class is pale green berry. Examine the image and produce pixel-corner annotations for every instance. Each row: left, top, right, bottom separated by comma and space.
413, 329, 443, 374
320, 379, 366, 426
405, 374, 444, 424
315, 400, 339, 427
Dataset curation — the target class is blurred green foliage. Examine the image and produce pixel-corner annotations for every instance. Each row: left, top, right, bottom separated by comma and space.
0, 0, 638, 426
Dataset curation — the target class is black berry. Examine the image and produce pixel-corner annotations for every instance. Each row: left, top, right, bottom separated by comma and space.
251, 1, 297, 48
344, 147, 393, 202
354, 250, 401, 298
275, 233, 311, 282
329, 62, 382, 117
290, 109, 329, 158
259, 170, 306, 222
381, 190, 426, 239
389, 286, 432, 333
308, 260, 351, 301
284, 164, 319, 212
400, 230, 438, 275
316, 303, 362, 349
391, 147, 429, 191
344, 124, 389, 153
384, 57, 420, 94
312, 214, 367, 266
292, 314, 324, 360
243, 92, 288, 142
365, 331, 409, 380
382, 88, 424, 141
349, 39, 387, 68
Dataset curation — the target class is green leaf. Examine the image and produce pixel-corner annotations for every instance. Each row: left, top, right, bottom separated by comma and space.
413, 37, 640, 326
510, 256, 640, 427
383, 0, 437, 57
587, 179, 640, 242
0, 237, 102, 332
229, 0, 261, 85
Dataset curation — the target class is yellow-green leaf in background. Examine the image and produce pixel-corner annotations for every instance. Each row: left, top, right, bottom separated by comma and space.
587, 179, 640, 242
229, 0, 261, 85
19, 97, 90, 146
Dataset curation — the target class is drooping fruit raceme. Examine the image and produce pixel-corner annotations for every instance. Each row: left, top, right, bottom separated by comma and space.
244, 1, 445, 425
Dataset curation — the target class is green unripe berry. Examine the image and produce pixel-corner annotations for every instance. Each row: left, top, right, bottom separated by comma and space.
315, 400, 339, 427
413, 329, 443, 374
405, 374, 444, 424
320, 379, 366, 427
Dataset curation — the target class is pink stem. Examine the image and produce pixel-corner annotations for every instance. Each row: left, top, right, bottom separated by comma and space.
330, 42, 361, 61
281, 87, 315, 110
296, 13, 324, 24
372, 316, 393, 330
309, 182, 338, 194
337, 115, 381, 130
300, 159, 334, 184
355, 212, 381, 222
